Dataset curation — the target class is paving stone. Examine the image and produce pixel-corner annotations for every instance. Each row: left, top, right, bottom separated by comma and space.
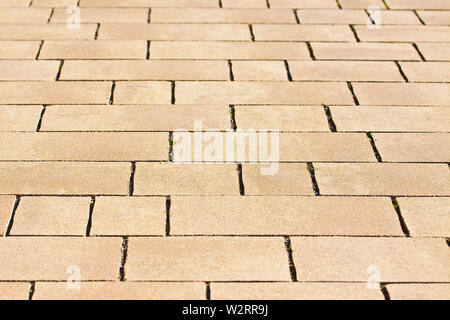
388, 284, 450, 300
32, 0, 77, 6
253, 24, 355, 41
269, 0, 338, 9
0, 162, 130, 195
291, 237, 450, 281
126, 237, 291, 281
288, 61, 404, 81
373, 133, 450, 162
222, 0, 267, 8
330, 106, 450, 132
311, 42, 420, 60
0, 41, 41, 59
242, 163, 314, 195
0, 24, 97, 40
80, 0, 218, 8
232, 60, 288, 81
296, 9, 368, 24
41, 105, 230, 131
376, 10, 422, 25
354, 25, 450, 42
39, 40, 147, 59
150, 41, 311, 60
10, 197, 90, 236
0, 82, 111, 105
400, 62, 450, 82
51, 8, 149, 23
396, 197, 450, 237
33, 282, 206, 300
0, 282, 30, 300
0, 8, 51, 23
0, 61, 60, 81
60, 60, 229, 80
134, 163, 240, 195
0, 196, 14, 236
314, 163, 450, 196
170, 196, 403, 235
417, 43, 450, 61
0, 105, 42, 132
0, 0, 29, 6
99, 23, 251, 40
416, 10, 450, 25
175, 82, 354, 105
353, 83, 450, 106
211, 282, 384, 300
0, 237, 122, 280
151, 8, 296, 23
235, 105, 329, 131
386, 0, 450, 10
113, 81, 171, 104
339, 0, 386, 9
90, 197, 166, 236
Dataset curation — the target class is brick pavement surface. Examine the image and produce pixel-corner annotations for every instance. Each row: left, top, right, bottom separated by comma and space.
0, 0, 449, 300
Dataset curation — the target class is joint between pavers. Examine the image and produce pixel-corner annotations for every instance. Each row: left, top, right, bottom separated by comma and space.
55, 60, 64, 81
171, 81, 176, 104
237, 164, 245, 196
119, 236, 129, 281
381, 0, 390, 10
165, 196, 171, 236
28, 282, 36, 300
412, 43, 426, 62
146, 41, 151, 59
205, 282, 211, 300
94, 24, 100, 40
306, 162, 320, 196
35, 105, 47, 132
413, 10, 426, 25
147, 8, 152, 23
229, 105, 237, 131
85, 196, 95, 237
218, 0, 222, 9
168, 132, 174, 162
284, 236, 298, 282
346, 81, 360, 106
4, 195, 20, 237
284, 60, 293, 81
293, 9, 300, 24
390, 197, 411, 237
322, 105, 337, 132
248, 25, 255, 42
305, 41, 316, 60
364, 9, 376, 25
394, 61, 409, 82
109, 81, 116, 105
266, 0, 271, 9
129, 162, 136, 196
47, 8, 55, 24
380, 283, 391, 300
228, 60, 235, 81
35, 40, 44, 60
349, 25, 360, 43
366, 132, 383, 162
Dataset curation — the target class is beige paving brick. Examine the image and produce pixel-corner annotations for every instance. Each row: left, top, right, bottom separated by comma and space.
0, 24, 97, 40
330, 106, 450, 132
0, 162, 130, 195
0, 41, 41, 59
253, 24, 355, 41
232, 60, 288, 81
32, 0, 77, 7
80, 0, 218, 8
388, 284, 450, 300
41, 105, 230, 131
386, 0, 450, 10
151, 8, 296, 23
51, 8, 148, 23
0, 132, 168, 161
314, 163, 450, 196
0, 8, 51, 23
373, 133, 450, 162
211, 282, 384, 300
10, 197, 90, 236
0, 82, 111, 105
417, 43, 450, 61
291, 237, 450, 282
134, 163, 239, 195
235, 105, 329, 131
33, 282, 206, 300
171, 196, 403, 236
39, 40, 147, 60
289, 61, 403, 81
61, 60, 229, 80
0, 105, 42, 132
270, 0, 337, 9
243, 163, 314, 195
0, 0, 29, 7
416, 11, 450, 25
222, 0, 267, 8
0, 196, 14, 236
353, 83, 450, 106
90, 197, 166, 236
296, 9, 368, 24
113, 81, 171, 104
0, 61, 60, 81
374, 11, 422, 25
400, 62, 450, 82
311, 42, 420, 61
397, 197, 450, 237
176, 82, 354, 105
126, 237, 291, 281
340, 0, 386, 9
150, 41, 310, 60
0, 282, 30, 300
0, 237, 122, 280
99, 23, 250, 40
354, 26, 450, 42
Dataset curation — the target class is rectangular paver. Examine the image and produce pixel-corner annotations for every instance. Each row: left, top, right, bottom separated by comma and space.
0, 8, 51, 23
0, 105, 42, 132
126, 237, 291, 281
354, 26, 450, 42
388, 284, 450, 300
50, 8, 149, 23
0, 196, 14, 236
253, 25, 355, 41
0, 41, 41, 59
400, 62, 450, 82
416, 43, 450, 61
0, 162, 131, 195
80, 0, 218, 7
0, 282, 30, 300
113, 81, 171, 104
0, 61, 60, 81
0, 24, 97, 40
170, 196, 403, 235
